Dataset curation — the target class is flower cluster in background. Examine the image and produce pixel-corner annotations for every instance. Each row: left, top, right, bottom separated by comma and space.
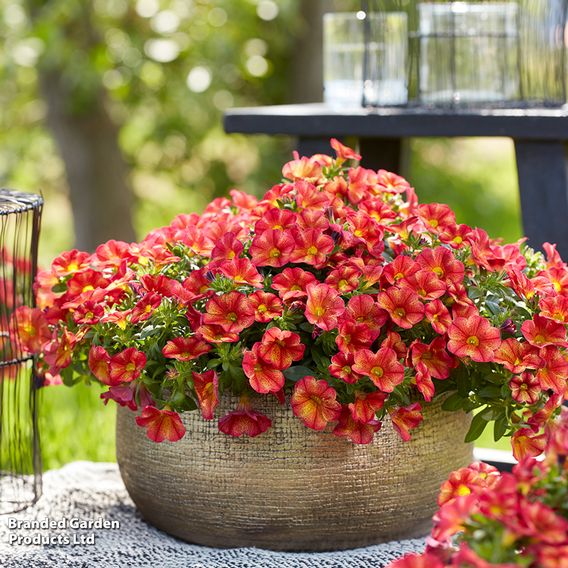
390, 408, 568, 567
14, 140, 568, 447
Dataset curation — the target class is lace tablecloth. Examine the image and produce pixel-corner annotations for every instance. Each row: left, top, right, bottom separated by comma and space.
0, 462, 426, 567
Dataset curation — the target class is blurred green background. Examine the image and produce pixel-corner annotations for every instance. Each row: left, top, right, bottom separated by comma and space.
0, 0, 521, 469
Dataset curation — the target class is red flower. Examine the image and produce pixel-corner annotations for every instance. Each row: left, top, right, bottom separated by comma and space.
218, 257, 263, 288
447, 316, 501, 363
249, 229, 295, 267
242, 344, 285, 394
425, 300, 452, 334
88, 345, 111, 384
258, 327, 305, 370
349, 391, 387, 423
197, 324, 240, 344
377, 286, 424, 329
290, 228, 334, 267
494, 338, 541, 374
162, 336, 211, 362
332, 407, 381, 444
539, 294, 568, 324
330, 138, 361, 162
336, 320, 374, 354
401, 269, 447, 301
328, 352, 363, 384
304, 283, 345, 331
135, 406, 186, 443
417, 203, 456, 232
346, 294, 387, 333
389, 403, 423, 441
510, 372, 541, 404
511, 428, 546, 461
254, 208, 297, 233
382, 256, 419, 286
248, 291, 283, 322
535, 346, 568, 394
51, 249, 91, 276
352, 347, 405, 392
271, 267, 317, 301
203, 291, 255, 333
389, 552, 444, 568
10, 306, 50, 354
411, 337, 455, 380
431, 494, 478, 543
130, 292, 162, 324
218, 407, 272, 438
73, 301, 104, 325
192, 370, 219, 420
438, 466, 495, 506
416, 246, 464, 286
210, 231, 244, 261
290, 376, 341, 431
520, 501, 568, 544
325, 265, 361, 293
109, 347, 147, 385
521, 314, 568, 348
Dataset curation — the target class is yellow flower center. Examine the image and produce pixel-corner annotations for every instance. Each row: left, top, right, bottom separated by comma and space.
82, 285, 94, 293
269, 248, 281, 258
453, 236, 463, 245
227, 312, 238, 322
257, 304, 267, 313
433, 267, 444, 277
395, 307, 406, 318
126, 363, 136, 372
371, 366, 384, 378
456, 485, 471, 496
314, 307, 325, 317
467, 336, 479, 347
307, 246, 318, 256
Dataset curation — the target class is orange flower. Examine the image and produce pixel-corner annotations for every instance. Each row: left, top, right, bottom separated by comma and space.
352, 347, 405, 392
417, 203, 456, 232
109, 347, 147, 385
271, 267, 317, 302
389, 552, 444, 568
332, 407, 381, 444
521, 314, 568, 348
248, 291, 283, 322
336, 320, 374, 354
203, 291, 255, 333
249, 228, 295, 267
51, 249, 91, 277
135, 406, 186, 443
192, 370, 219, 420
304, 283, 345, 331
290, 376, 341, 431
254, 208, 296, 234
162, 336, 211, 362
447, 316, 501, 363
382, 256, 420, 286
376, 169, 411, 194
197, 324, 240, 344
242, 344, 285, 394
130, 292, 162, 324
218, 406, 272, 438
325, 265, 361, 294
377, 286, 424, 329
431, 494, 478, 543
401, 269, 447, 301
258, 328, 305, 370
389, 403, 423, 441
438, 465, 497, 506
210, 231, 244, 261
290, 228, 334, 267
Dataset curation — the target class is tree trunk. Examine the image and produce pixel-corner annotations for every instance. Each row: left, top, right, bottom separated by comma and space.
39, 72, 136, 251
292, 0, 326, 103
26, 0, 135, 252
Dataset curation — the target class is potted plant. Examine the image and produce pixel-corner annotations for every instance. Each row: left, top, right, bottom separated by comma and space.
389, 408, 568, 567
18, 140, 567, 551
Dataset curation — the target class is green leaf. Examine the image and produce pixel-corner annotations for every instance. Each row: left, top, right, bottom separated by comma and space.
52, 281, 68, 293
441, 391, 466, 411
283, 366, 313, 382
465, 411, 490, 443
493, 415, 508, 442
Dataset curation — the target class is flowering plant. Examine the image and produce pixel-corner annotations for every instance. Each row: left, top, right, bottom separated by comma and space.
390, 408, 568, 568
17, 139, 568, 446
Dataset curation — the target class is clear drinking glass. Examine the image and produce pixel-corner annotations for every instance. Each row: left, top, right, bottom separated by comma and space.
324, 12, 408, 108
418, 2, 520, 105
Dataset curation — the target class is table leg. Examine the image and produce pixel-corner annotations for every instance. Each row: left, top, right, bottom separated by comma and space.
358, 138, 408, 175
514, 140, 568, 258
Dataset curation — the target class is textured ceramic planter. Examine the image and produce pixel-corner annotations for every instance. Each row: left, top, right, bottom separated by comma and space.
116, 397, 473, 551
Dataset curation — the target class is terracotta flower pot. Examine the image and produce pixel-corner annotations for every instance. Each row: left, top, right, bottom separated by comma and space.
116, 397, 473, 552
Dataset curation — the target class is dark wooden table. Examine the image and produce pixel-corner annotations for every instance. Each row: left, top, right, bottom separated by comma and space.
224, 103, 568, 258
